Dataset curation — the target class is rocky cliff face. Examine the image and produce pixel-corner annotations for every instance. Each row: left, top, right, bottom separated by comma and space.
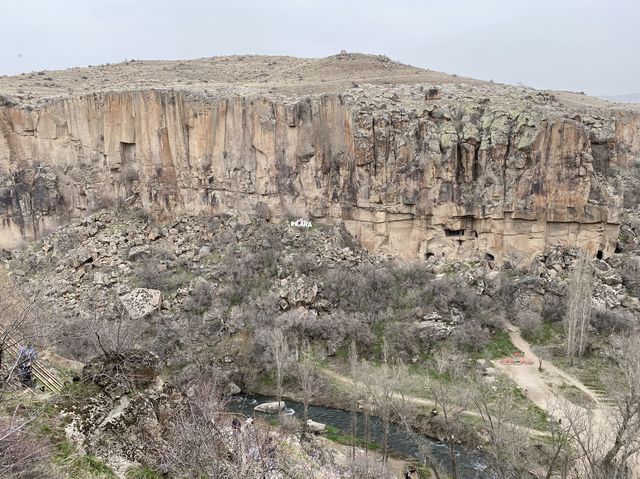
0, 55, 639, 263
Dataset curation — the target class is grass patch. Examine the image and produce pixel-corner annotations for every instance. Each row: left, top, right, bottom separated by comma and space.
525, 403, 551, 431
55, 439, 116, 478
370, 321, 386, 360
483, 330, 519, 359
126, 466, 163, 479
558, 383, 596, 409
523, 322, 560, 346
508, 386, 550, 431
325, 425, 382, 452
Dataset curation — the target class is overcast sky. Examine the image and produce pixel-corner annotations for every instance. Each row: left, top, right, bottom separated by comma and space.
1, 0, 638, 95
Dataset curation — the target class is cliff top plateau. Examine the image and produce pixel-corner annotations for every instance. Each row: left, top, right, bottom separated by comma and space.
1, 52, 638, 114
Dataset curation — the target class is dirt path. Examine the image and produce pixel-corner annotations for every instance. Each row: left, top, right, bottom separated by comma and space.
496, 322, 640, 477
494, 321, 603, 412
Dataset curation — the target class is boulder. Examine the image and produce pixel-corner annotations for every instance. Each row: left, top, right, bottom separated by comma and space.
127, 245, 150, 261
119, 288, 162, 319
254, 401, 285, 414
71, 249, 93, 268
414, 319, 454, 340
278, 275, 318, 308
74, 268, 85, 282
423, 311, 444, 322
148, 228, 162, 241
224, 382, 241, 395
306, 419, 327, 433
449, 307, 464, 324
82, 349, 163, 396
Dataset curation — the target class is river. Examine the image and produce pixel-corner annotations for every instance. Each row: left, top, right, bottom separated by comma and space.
228, 393, 491, 478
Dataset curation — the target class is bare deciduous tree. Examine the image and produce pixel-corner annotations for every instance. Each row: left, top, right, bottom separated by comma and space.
349, 340, 359, 460
295, 340, 320, 436
469, 374, 535, 478
601, 334, 640, 476
358, 339, 409, 465
158, 379, 281, 478
428, 349, 470, 479
546, 334, 640, 479
565, 251, 594, 364
268, 328, 291, 419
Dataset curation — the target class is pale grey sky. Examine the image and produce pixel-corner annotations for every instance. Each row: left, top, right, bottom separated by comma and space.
1, 0, 638, 95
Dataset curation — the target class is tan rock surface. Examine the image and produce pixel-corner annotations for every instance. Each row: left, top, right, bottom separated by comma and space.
1, 54, 638, 263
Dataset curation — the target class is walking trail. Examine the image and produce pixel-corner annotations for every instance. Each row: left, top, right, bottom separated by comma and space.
496, 321, 640, 477
320, 364, 549, 438
493, 320, 603, 415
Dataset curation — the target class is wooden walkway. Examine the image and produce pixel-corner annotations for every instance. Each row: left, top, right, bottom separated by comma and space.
1, 330, 64, 393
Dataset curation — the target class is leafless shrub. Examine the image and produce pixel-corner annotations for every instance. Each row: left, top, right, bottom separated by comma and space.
347, 454, 395, 478
156, 379, 282, 478
542, 293, 566, 323
132, 258, 189, 293
0, 415, 54, 479
451, 320, 490, 353
620, 256, 640, 297
86, 302, 142, 359
593, 307, 638, 333
182, 279, 214, 315
262, 309, 375, 356
515, 311, 544, 338
384, 321, 429, 359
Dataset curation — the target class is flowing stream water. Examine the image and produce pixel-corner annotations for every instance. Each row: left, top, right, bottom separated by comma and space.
228, 394, 491, 479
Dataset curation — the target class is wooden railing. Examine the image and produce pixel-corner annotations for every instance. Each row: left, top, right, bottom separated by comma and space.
1, 332, 64, 393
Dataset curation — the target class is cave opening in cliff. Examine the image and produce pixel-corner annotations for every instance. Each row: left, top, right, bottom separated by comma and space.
485, 252, 495, 261
596, 250, 603, 260
120, 141, 135, 163
444, 228, 464, 237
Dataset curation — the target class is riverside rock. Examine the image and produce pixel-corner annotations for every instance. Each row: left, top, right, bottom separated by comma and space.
306, 419, 327, 433
254, 401, 285, 414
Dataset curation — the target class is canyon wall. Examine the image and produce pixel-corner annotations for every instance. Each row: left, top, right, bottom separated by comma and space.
0, 89, 638, 263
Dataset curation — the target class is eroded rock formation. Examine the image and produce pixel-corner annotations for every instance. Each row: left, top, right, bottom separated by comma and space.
0, 54, 639, 263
